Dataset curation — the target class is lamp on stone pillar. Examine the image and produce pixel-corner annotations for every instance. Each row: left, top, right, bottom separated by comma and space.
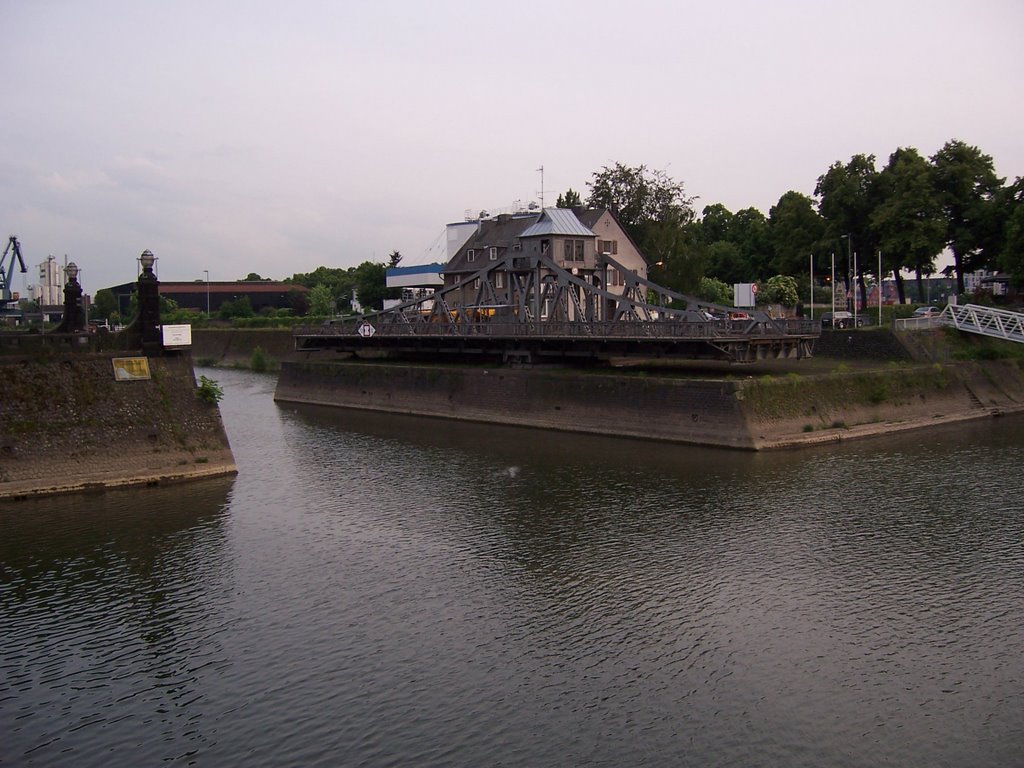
136, 249, 162, 351
51, 260, 86, 333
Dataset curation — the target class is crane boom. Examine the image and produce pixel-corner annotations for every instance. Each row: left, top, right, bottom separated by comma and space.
2, 235, 28, 307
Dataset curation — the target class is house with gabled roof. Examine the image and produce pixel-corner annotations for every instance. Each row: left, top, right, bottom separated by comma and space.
442, 207, 647, 319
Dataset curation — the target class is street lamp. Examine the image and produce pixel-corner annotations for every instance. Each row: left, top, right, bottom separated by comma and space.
204, 270, 210, 318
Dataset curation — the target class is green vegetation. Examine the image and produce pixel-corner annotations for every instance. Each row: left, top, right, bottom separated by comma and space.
741, 364, 952, 422
196, 375, 224, 404
250, 346, 269, 373
944, 327, 1024, 361
572, 142, 1021, 309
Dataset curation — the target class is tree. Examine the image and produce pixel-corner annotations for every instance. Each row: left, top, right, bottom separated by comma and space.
288, 288, 309, 317
870, 147, 945, 304
218, 296, 254, 319
762, 275, 800, 308
556, 188, 582, 208
242, 272, 267, 281
587, 163, 700, 295
287, 266, 357, 311
646, 219, 706, 294
695, 276, 732, 305
930, 139, 1003, 294
705, 241, 747, 285
768, 191, 825, 277
387, 250, 403, 268
997, 177, 1024, 288
307, 283, 335, 316
730, 207, 772, 278
92, 288, 118, 322
698, 203, 733, 245
586, 163, 696, 245
353, 261, 395, 311
815, 154, 880, 310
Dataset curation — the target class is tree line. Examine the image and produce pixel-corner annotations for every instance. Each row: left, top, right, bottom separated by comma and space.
573, 140, 1022, 308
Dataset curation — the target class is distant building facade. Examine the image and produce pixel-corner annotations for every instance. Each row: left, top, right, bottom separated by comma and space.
103, 280, 307, 315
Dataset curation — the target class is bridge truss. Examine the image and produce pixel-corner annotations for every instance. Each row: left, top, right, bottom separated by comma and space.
295, 252, 820, 364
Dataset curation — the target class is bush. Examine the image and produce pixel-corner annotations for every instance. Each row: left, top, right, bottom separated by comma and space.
251, 346, 268, 372
196, 375, 224, 404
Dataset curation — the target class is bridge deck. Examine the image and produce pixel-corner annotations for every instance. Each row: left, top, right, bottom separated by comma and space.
294, 318, 820, 364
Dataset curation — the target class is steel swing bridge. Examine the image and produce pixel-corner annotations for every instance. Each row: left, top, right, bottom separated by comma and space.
294, 251, 821, 364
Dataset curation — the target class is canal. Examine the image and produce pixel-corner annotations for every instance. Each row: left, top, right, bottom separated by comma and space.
2, 367, 1023, 767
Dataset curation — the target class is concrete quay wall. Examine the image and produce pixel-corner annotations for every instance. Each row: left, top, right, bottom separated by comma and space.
1, 352, 236, 500
274, 358, 1024, 450
275, 359, 756, 448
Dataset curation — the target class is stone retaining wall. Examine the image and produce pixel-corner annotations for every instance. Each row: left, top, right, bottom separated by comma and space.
276, 359, 755, 448
1, 352, 236, 500
275, 358, 1024, 450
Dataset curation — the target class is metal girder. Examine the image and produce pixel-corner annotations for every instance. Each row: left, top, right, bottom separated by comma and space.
305, 251, 819, 363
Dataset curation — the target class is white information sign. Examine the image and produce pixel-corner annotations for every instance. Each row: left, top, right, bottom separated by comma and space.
162, 324, 193, 347
357, 322, 376, 338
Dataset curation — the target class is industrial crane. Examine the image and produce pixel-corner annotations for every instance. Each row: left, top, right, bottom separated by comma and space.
2, 235, 28, 310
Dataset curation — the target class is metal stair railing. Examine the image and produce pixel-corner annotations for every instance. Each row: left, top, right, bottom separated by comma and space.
942, 303, 1024, 344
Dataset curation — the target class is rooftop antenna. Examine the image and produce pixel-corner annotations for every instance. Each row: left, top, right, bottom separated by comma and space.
537, 165, 545, 209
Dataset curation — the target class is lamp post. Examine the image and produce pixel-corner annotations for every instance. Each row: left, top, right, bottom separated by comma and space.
204, 270, 210, 318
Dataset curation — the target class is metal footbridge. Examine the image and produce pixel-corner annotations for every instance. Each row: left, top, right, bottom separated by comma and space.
294, 252, 819, 365
941, 304, 1024, 344
896, 303, 1024, 344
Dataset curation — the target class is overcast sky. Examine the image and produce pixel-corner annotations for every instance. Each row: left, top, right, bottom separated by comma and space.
2, 0, 1022, 293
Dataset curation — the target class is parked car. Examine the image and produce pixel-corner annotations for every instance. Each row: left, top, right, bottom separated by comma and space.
912, 306, 941, 318
820, 311, 864, 329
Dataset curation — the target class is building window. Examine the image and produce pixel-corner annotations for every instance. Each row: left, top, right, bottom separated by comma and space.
541, 239, 550, 254
495, 272, 504, 289
512, 242, 522, 251
598, 239, 618, 255
489, 246, 498, 260
473, 277, 481, 289
564, 239, 585, 262
467, 249, 475, 262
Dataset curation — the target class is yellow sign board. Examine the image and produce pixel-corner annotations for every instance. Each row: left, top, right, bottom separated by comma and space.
112, 357, 151, 381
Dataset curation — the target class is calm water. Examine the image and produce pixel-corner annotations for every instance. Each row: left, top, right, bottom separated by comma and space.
2, 367, 1023, 767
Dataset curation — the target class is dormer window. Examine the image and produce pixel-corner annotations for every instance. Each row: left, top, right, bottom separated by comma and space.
489, 247, 498, 260
467, 249, 475, 262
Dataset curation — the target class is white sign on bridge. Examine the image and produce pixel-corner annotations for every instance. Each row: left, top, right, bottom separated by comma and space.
357, 322, 376, 338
